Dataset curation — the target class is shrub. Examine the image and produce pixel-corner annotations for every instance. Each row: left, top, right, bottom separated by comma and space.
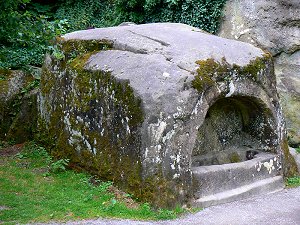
0, 0, 68, 70
0, 0, 227, 70
55, 0, 118, 32
54, 0, 227, 34
114, 0, 227, 34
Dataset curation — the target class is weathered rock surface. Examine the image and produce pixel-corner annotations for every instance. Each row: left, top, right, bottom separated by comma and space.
289, 147, 300, 170
218, 0, 300, 147
0, 70, 38, 143
276, 51, 300, 146
39, 23, 292, 207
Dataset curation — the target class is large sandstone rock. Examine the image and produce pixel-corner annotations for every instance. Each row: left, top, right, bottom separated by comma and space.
39, 23, 293, 207
218, 0, 300, 147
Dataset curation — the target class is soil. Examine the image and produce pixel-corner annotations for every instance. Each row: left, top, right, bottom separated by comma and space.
88, 176, 140, 209
0, 143, 24, 157
108, 186, 140, 209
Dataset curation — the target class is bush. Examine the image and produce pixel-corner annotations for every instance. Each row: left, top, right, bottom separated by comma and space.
0, 0, 68, 70
114, 0, 227, 34
180, 0, 227, 33
54, 0, 227, 34
55, 0, 118, 32
0, 0, 227, 70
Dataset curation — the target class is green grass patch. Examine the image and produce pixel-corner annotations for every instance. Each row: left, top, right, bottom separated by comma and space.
286, 176, 300, 188
0, 142, 186, 224
295, 148, 300, 154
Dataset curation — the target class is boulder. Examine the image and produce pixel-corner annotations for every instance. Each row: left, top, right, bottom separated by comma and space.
0, 70, 38, 143
218, 0, 300, 147
39, 23, 292, 207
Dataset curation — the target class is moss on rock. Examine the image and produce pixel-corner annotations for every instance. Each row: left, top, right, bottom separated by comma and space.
281, 139, 299, 177
38, 38, 150, 204
38, 37, 193, 208
229, 152, 241, 163
55, 37, 113, 62
37, 32, 281, 208
192, 54, 272, 93
6, 91, 38, 143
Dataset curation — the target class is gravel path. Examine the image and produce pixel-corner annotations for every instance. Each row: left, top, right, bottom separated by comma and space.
44, 187, 300, 225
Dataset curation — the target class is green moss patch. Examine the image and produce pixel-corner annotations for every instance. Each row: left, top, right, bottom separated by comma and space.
229, 152, 241, 163
282, 139, 299, 177
192, 54, 272, 93
55, 38, 113, 62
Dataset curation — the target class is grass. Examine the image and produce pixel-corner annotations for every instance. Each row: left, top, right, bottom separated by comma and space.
0, 142, 186, 224
295, 147, 300, 154
286, 176, 300, 188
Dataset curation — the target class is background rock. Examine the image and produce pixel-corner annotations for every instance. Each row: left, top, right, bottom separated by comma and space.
289, 147, 300, 170
218, 0, 300, 146
0, 70, 38, 143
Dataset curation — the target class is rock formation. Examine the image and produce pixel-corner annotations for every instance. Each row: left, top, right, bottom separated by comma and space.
39, 23, 294, 207
218, 0, 300, 147
0, 70, 37, 143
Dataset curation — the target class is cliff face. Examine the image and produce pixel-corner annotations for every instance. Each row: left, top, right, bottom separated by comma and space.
218, 0, 300, 147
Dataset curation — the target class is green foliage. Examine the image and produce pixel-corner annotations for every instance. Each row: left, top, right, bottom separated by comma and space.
55, 0, 118, 32
114, 0, 227, 33
48, 45, 65, 60
296, 148, 300, 154
0, 0, 227, 70
0, 0, 69, 70
49, 158, 70, 173
286, 176, 300, 187
15, 142, 52, 167
21, 79, 40, 94
15, 142, 70, 174
180, 0, 227, 33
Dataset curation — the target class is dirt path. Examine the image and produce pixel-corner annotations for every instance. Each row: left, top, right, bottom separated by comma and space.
44, 187, 300, 225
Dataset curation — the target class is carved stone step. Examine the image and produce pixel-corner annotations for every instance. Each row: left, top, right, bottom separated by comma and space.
192, 152, 281, 198
192, 175, 284, 208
